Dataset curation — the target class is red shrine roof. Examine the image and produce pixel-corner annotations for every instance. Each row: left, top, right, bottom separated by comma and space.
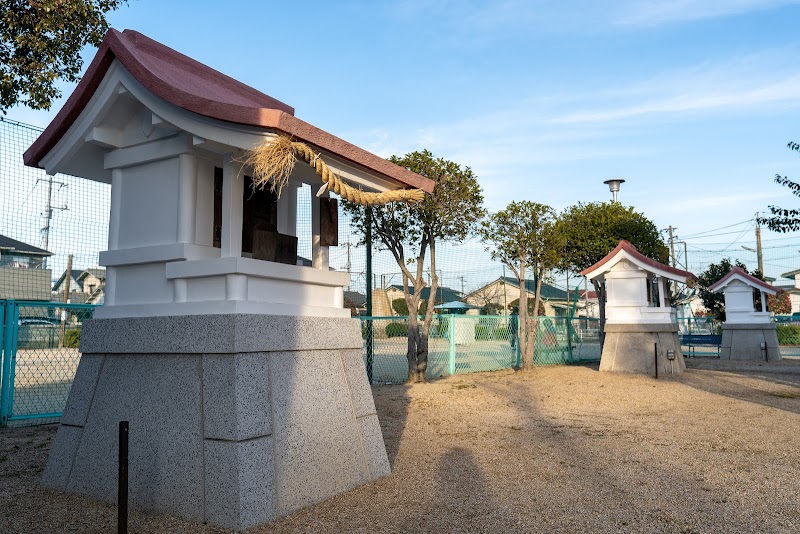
708, 266, 777, 294
24, 29, 434, 193
580, 240, 696, 282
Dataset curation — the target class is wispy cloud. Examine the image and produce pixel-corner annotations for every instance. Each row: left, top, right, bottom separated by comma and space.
616, 0, 800, 27
552, 74, 800, 124
549, 50, 800, 125
387, 0, 800, 39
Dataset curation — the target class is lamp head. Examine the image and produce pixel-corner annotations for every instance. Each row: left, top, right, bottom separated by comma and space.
603, 178, 625, 193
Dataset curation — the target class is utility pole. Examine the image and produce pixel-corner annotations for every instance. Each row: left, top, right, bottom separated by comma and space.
667, 226, 677, 268
755, 212, 764, 275
59, 254, 73, 349
39, 175, 67, 268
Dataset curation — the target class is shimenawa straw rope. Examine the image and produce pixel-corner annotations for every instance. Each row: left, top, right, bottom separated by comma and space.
240, 135, 425, 206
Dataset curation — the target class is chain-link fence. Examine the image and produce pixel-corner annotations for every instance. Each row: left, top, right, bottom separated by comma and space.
775, 317, 800, 358
1, 300, 98, 426
361, 315, 601, 384
1, 117, 110, 306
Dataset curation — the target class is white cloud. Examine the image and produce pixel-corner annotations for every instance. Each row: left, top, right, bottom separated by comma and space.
616, 0, 800, 27
552, 74, 800, 124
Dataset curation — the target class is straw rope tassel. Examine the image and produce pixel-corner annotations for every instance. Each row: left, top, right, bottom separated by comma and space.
244, 136, 426, 206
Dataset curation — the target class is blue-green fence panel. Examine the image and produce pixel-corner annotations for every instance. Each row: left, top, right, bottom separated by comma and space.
568, 317, 602, 362
774, 316, 800, 358
677, 316, 800, 359
0, 300, 98, 426
451, 316, 517, 374
361, 314, 601, 383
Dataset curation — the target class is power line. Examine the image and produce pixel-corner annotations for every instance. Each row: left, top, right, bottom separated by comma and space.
680, 229, 760, 240
679, 218, 754, 239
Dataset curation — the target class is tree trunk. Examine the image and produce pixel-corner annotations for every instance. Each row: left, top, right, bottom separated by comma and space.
416, 240, 439, 382
406, 302, 421, 382
530, 274, 544, 368
416, 325, 429, 382
518, 267, 531, 371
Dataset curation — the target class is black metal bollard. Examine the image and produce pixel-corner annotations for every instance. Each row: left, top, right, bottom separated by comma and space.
118, 421, 129, 534
654, 343, 658, 379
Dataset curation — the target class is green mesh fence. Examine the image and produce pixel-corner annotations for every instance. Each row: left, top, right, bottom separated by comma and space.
775, 316, 800, 358
1, 300, 97, 426
361, 315, 600, 384
677, 316, 800, 359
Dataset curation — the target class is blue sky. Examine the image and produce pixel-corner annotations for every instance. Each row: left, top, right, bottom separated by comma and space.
8, 0, 800, 281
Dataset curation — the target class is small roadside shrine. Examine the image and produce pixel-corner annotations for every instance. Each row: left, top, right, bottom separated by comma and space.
581, 240, 696, 374
24, 29, 433, 530
708, 267, 780, 361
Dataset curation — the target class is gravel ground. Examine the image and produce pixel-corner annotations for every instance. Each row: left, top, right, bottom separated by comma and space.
2, 359, 800, 533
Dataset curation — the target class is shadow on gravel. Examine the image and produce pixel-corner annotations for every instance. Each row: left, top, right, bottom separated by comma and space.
678, 368, 800, 415
373, 384, 411, 467
427, 447, 494, 528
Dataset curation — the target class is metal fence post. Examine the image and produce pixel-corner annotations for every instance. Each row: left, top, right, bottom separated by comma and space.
1, 300, 18, 426
448, 314, 456, 375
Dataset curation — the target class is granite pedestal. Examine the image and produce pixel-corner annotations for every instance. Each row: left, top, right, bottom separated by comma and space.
42, 314, 390, 530
600, 323, 686, 375
719, 323, 781, 361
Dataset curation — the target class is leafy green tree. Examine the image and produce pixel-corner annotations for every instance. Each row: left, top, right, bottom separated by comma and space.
344, 150, 485, 382
391, 298, 409, 316
557, 202, 669, 345
481, 302, 504, 315
697, 259, 765, 321
1, 0, 126, 112
507, 298, 545, 317
760, 141, 800, 232
480, 202, 564, 370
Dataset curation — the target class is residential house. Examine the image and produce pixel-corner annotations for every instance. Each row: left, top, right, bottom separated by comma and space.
780, 268, 800, 313
384, 284, 464, 314
465, 276, 570, 316
343, 290, 366, 316
574, 288, 600, 318
53, 267, 106, 304
0, 234, 52, 301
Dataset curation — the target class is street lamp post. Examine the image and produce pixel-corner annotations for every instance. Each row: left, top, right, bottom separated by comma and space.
603, 178, 625, 202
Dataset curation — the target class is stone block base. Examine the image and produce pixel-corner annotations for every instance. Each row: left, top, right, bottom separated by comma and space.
600, 323, 686, 375
42, 314, 390, 531
720, 323, 780, 361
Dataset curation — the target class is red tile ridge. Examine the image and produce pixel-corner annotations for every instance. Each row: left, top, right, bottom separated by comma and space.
708, 266, 777, 293
580, 239, 696, 281
23, 29, 434, 193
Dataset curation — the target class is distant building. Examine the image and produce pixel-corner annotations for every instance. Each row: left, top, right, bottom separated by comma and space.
384, 284, 464, 314
0, 234, 52, 301
53, 267, 106, 304
343, 290, 366, 316
780, 268, 800, 313
465, 276, 570, 316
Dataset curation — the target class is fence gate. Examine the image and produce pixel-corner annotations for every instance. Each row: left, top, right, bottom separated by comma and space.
0, 300, 97, 426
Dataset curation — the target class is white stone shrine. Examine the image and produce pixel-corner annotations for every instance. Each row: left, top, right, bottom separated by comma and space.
708, 267, 780, 361
581, 240, 696, 374
24, 29, 433, 530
